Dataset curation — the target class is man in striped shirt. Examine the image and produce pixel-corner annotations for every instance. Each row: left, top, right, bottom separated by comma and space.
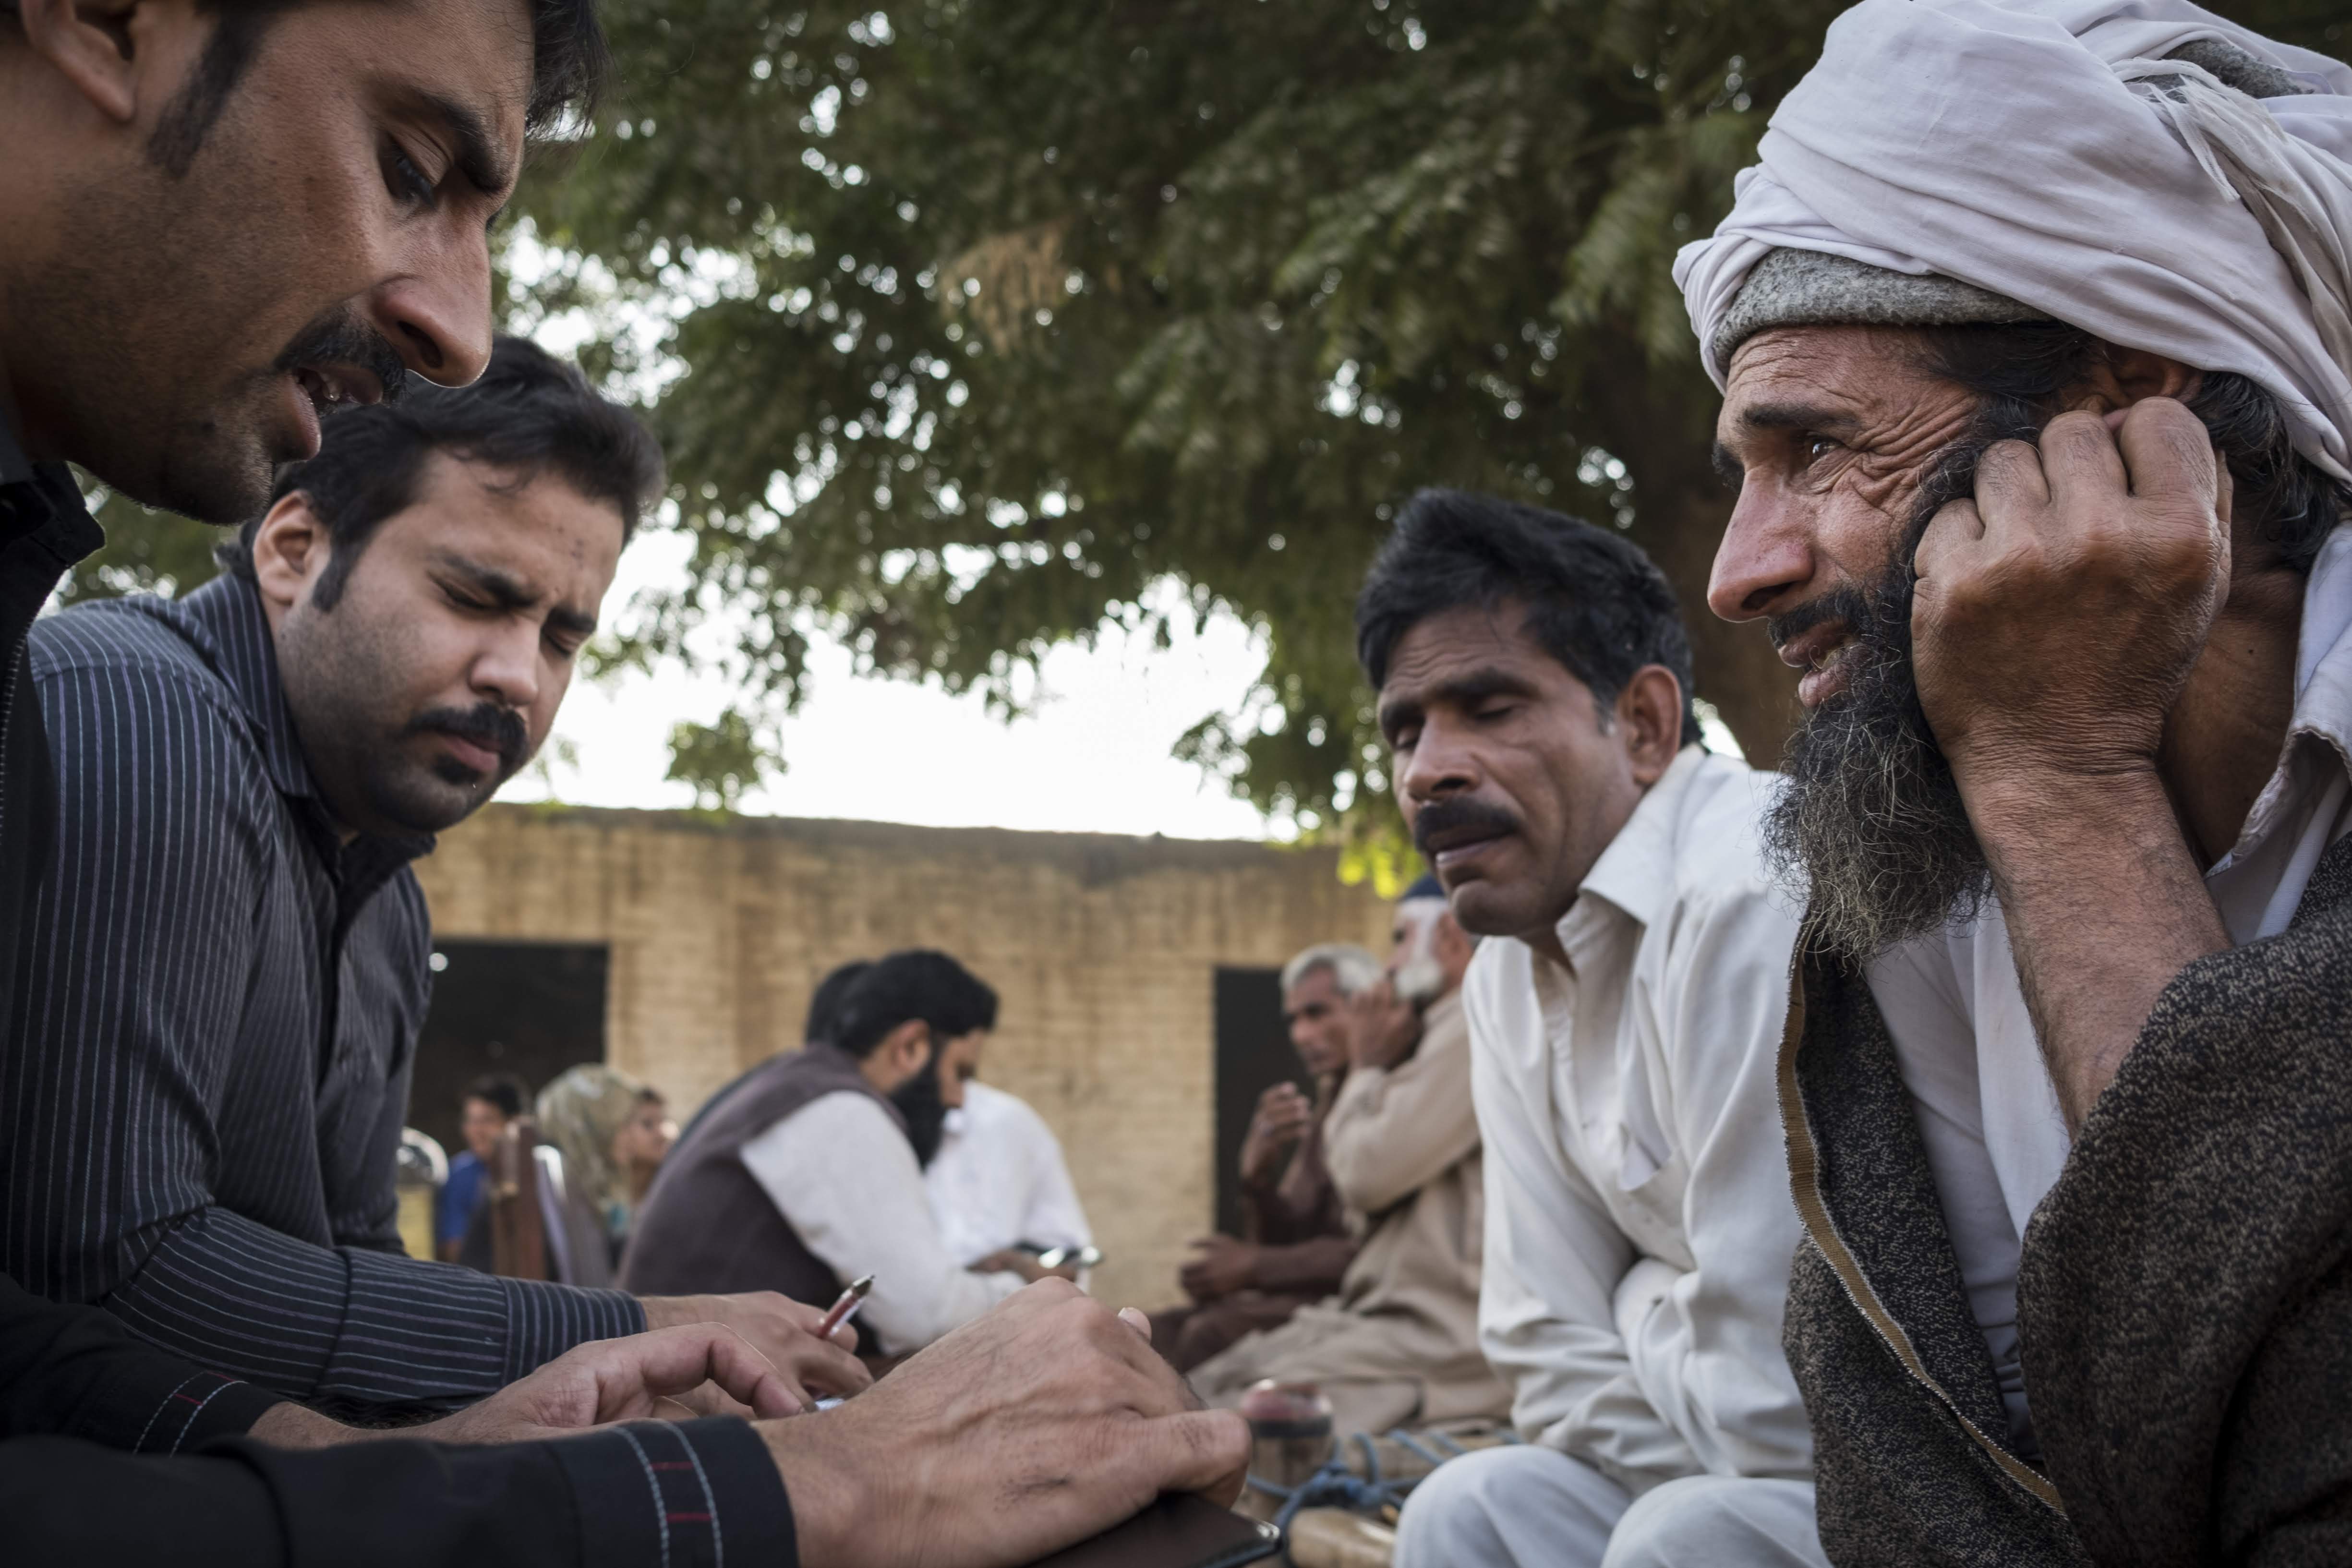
0, 334, 878, 1411
0, 0, 1247, 1560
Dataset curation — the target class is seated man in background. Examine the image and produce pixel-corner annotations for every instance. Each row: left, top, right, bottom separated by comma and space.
627, 949, 1061, 1353
1187, 877, 1511, 1436
1682, 3, 2352, 1558
438, 1073, 528, 1261
1370, 492, 1820, 1568
679, 957, 871, 1148
926, 1064, 1096, 1284
0, 336, 856, 1411
1150, 943, 1371, 1371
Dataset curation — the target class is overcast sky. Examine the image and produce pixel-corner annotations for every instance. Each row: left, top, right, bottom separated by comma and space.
500, 527, 1281, 839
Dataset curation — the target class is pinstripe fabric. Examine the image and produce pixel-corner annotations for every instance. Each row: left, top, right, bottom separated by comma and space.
0, 575, 641, 1407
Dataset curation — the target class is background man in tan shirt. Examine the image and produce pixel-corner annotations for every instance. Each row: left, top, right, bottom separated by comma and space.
1186, 880, 1509, 1435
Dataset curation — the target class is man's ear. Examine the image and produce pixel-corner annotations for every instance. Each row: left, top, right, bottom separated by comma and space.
1615, 665, 1687, 786
248, 492, 332, 614
15, 0, 197, 126
880, 1020, 932, 1080
2078, 346, 2202, 413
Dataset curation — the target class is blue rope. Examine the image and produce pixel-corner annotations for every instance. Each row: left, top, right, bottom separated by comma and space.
1242, 1424, 1532, 1556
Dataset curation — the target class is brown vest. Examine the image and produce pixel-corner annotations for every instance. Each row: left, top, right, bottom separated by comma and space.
619, 1044, 907, 1306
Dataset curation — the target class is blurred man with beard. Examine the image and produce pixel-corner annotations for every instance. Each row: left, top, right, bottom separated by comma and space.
1682, 1, 2352, 1560
0, 338, 868, 1409
1367, 491, 1821, 1568
626, 949, 1057, 1354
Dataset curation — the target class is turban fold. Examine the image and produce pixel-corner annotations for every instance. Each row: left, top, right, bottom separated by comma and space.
1674, 0, 2352, 481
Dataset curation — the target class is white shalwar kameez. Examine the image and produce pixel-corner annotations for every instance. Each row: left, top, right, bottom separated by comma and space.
1394, 749, 1827, 1568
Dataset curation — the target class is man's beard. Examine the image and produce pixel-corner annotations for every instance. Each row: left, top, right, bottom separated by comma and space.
280, 593, 532, 836
890, 1053, 951, 1168
1765, 414, 2034, 962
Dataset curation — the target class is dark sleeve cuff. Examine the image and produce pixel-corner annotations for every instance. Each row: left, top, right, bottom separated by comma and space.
499, 1280, 649, 1383
85, 1364, 289, 1455
550, 1418, 796, 1568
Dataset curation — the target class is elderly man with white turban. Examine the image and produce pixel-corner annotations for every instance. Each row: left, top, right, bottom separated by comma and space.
1682, 0, 2352, 1561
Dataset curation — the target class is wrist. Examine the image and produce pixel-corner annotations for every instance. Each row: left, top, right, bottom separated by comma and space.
1957, 755, 2171, 851
636, 1294, 688, 1332
245, 1402, 358, 1448
766, 1414, 873, 1568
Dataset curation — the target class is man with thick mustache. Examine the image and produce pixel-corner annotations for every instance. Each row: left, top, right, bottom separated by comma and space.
1366, 491, 1822, 1568
1681, 0, 2352, 1559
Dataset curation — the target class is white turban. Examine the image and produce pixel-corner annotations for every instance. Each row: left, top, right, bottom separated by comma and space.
1673, 0, 2352, 481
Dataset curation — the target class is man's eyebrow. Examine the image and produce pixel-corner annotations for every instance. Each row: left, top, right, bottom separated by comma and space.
1736, 400, 1864, 437
1376, 665, 1540, 729
433, 551, 535, 608
434, 551, 603, 638
402, 87, 516, 198
547, 604, 599, 639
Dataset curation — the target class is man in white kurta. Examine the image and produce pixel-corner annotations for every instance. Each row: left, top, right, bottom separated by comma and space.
1395, 747, 1821, 1567
1350, 487, 1823, 1568
925, 1079, 1095, 1272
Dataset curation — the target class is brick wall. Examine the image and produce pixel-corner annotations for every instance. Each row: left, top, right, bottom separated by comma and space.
411, 804, 1390, 1309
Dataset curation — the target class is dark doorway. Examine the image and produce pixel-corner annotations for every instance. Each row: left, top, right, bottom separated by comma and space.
409, 941, 609, 1160
1211, 965, 1310, 1238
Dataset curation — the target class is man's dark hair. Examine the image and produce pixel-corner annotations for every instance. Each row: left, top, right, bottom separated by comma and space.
1914, 324, 2350, 576
1355, 489, 1703, 747
804, 960, 871, 1047
831, 951, 999, 1060
216, 335, 663, 607
75, 0, 616, 177
465, 1072, 530, 1120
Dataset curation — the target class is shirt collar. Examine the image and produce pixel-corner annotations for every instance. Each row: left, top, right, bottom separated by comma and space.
171, 574, 325, 804
2226, 525, 2352, 862
1559, 743, 1714, 946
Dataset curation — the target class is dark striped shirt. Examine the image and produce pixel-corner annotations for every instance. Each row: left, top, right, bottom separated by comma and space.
0, 573, 642, 1406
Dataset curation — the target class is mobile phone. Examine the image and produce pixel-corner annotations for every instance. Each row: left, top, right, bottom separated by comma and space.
1023, 1493, 1282, 1568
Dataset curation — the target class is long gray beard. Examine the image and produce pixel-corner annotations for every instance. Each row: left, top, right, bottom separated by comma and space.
1762, 424, 2025, 963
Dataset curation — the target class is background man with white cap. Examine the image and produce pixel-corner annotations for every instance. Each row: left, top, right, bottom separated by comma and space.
1183, 873, 1509, 1437
1684, 0, 2352, 1559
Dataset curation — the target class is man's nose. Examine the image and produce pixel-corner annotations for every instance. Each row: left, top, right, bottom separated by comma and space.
1708, 481, 1813, 623
1399, 716, 1481, 805
470, 623, 542, 710
363, 229, 495, 388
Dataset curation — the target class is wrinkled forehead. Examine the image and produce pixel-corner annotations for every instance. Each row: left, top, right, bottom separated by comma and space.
1715, 324, 1956, 451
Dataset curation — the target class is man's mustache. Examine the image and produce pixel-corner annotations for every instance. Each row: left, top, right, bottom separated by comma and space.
1767, 584, 1874, 655
1411, 796, 1522, 858
406, 703, 527, 774
273, 308, 410, 409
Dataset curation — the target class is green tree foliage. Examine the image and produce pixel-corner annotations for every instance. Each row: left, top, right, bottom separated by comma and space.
665, 708, 780, 809
515, 0, 1861, 848
77, 0, 2342, 848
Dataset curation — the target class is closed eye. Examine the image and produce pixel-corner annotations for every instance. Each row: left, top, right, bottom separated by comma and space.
383, 140, 441, 209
